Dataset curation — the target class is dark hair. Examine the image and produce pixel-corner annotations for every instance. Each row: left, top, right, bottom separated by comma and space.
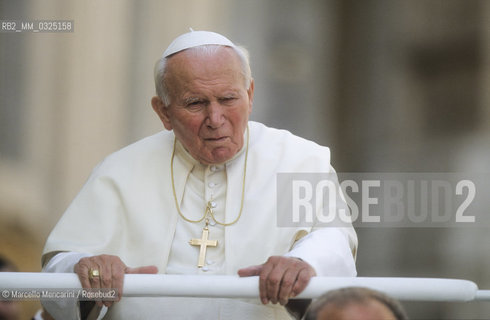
304, 287, 408, 320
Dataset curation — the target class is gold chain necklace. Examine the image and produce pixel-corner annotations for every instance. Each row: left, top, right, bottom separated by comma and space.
170, 126, 249, 226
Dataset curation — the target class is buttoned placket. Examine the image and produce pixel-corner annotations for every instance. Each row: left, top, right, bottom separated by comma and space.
200, 163, 226, 273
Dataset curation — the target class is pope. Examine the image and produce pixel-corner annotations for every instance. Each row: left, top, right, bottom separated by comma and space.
41, 30, 358, 319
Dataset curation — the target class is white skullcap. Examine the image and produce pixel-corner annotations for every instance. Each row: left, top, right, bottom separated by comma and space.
162, 29, 236, 58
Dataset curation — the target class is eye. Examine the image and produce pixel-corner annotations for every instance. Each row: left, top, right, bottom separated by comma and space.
185, 99, 206, 110
188, 101, 201, 106
219, 96, 237, 105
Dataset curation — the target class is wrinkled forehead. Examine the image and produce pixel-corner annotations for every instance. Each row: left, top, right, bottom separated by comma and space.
165, 46, 244, 85
168, 45, 238, 66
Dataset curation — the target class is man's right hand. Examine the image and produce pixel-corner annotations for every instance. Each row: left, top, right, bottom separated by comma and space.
74, 254, 158, 307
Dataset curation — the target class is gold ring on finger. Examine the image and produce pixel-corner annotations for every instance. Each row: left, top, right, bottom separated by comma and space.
89, 268, 100, 280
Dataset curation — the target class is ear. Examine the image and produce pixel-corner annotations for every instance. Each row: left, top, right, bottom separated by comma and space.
151, 96, 173, 130
247, 79, 255, 115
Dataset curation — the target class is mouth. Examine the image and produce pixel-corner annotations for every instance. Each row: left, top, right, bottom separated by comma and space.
204, 136, 228, 141
205, 136, 228, 142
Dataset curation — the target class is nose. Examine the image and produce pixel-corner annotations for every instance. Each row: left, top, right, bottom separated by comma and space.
205, 102, 225, 129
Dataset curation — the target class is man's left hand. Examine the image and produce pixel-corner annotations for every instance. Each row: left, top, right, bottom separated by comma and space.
237, 256, 316, 305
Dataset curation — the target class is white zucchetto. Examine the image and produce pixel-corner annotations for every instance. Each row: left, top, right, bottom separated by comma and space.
163, 30, 236, 58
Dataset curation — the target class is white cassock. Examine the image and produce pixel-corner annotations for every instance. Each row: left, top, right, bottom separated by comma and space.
41, 121, 357, 320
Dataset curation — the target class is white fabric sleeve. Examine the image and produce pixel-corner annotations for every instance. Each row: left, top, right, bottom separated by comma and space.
41, 252, 107, 320
284, 228, 357, 277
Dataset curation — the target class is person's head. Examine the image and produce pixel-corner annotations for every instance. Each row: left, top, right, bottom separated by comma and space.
304, 287, 408, 320
151, 31, 254, 165
0, 255, 20, 320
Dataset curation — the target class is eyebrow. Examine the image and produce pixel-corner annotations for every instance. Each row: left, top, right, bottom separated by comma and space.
180, 89, 241, 105
182, 96, 205, 105
220, 92, 238, 98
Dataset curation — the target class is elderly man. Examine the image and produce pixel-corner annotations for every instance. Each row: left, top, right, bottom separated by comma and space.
42, 30, 357, 319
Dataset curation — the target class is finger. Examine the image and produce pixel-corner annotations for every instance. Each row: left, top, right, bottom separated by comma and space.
259, 260, 278, 304
237, 265, 262, 277
125, 265, 158, 274
99, 259, 116, 308
114, 265, 157, 303
74, 261, 92, 290
89, 262, 103, 307
100, 258, 113, 289
89, 263, 102, 290
264, 262, 286, 305
112, 261, 126, 303
291, 267, 315, 298
277, 268, 297, 305
258, 263, 273, 304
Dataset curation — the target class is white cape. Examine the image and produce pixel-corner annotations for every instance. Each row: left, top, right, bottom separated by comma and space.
43, 121, 357, 319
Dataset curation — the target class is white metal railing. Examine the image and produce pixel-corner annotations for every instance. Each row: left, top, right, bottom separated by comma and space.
1, 272, 489, 301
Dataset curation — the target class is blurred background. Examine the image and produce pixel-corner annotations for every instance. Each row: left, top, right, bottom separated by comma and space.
1, 0, 489, 318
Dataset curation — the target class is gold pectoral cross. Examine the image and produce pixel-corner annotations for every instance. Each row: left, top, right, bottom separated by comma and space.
189, 221, 218, 268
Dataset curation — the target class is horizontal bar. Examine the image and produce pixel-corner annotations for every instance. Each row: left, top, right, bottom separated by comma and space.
0, 273, 485, 302
476, 290, 490, 301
